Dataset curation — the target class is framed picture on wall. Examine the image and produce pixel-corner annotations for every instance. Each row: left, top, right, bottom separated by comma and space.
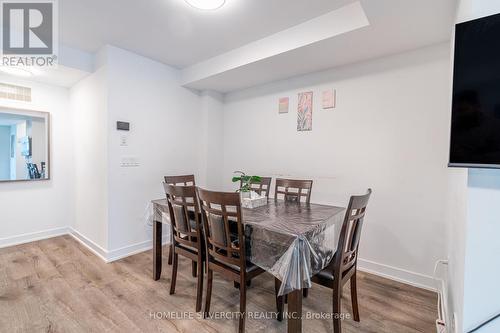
279, 97, 289, 114
297, 91, 313, 131
322, 89, 336, 109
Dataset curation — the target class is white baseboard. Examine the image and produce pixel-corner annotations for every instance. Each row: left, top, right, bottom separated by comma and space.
68, 228, 109, 262
0, 228, 438, 293
358, 258, 438, 292
70, 238, 437, 292
0, 226, 69, 249
68, 227, 169, 263
106, 236, 170, 263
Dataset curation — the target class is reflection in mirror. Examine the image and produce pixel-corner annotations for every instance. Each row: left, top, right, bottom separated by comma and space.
0, 108, 49, 182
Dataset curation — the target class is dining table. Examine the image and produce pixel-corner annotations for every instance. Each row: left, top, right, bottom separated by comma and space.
152, 198, 345, 333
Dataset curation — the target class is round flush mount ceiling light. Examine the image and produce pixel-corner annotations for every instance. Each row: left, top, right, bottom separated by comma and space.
0, 66, 34, 77
184, 0, 225, 10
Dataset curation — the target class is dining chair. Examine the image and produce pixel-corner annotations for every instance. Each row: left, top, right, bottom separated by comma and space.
276, 189, 372, 333
274, 178, 313, 204
241, 176, 272, 198
196, 187, 270, 333
164, 174, 196, 186
274, 177, 313, 298
163, 184, 205, 312
234, 176, 272, 288
164, 175, 196, 267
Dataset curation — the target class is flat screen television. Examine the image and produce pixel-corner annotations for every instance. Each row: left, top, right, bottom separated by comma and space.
450, 13, 500, 168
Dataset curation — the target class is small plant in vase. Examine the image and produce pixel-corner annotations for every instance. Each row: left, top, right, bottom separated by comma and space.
232, 171, 262, 199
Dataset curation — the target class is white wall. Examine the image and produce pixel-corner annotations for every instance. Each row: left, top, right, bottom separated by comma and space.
445, 14, 469, 331
456, 0, 500, 23
0, 126, 10, 179
223, 43, 452, 289
0, 45, 203, 260
103, 46, 202, 255
463, 170, 500, 333
70, 67, 109, 252
198, 90, 224, 189
0, 75, 74, 247
445, 169, 468, 333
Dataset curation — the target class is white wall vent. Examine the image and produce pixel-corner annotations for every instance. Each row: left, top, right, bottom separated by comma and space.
0, 83, 31, 102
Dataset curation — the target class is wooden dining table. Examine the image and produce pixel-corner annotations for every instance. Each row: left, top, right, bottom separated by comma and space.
152, 198, 345, 333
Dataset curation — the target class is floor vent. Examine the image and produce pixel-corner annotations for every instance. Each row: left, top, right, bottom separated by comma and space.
0, 82, 31, 102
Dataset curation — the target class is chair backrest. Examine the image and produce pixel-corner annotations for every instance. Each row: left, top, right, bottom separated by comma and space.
241, 176, 272, 198
164, 174, 196, 186
196, 187, 246, 270
334, 189, 372, 278
163, 184, 202, 251
274, 178, 313, 204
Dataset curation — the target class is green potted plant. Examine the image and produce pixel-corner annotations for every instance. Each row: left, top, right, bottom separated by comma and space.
232, 171, 262, 199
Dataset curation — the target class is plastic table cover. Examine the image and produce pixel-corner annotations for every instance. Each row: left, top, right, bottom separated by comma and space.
151, 199, 345, 296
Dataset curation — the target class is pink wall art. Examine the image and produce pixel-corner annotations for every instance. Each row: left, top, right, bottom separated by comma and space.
279, 97, 289, 114
322, 89, 336, 109
297, 91, 313, 131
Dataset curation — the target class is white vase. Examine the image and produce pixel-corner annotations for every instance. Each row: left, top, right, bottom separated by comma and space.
240, 191, 251, 199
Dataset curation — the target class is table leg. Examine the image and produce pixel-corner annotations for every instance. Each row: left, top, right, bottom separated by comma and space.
288, 289, 303, 333
153, 220, 162, 280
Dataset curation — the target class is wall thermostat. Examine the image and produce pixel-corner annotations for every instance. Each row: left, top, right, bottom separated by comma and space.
117, 121, 130, 131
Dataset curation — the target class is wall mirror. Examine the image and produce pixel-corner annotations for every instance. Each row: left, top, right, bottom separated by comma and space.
0, 108, 50, 182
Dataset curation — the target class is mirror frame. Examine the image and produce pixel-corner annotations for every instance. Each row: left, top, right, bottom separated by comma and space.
0, 107, 50, 183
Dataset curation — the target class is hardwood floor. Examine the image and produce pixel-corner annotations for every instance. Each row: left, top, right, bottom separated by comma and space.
0, 235, 437, 332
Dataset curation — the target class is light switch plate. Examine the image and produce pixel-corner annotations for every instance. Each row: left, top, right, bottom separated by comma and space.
120, 157, 140, 167
120, 135, 128, 147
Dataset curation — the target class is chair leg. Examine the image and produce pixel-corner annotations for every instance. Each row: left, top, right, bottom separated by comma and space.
168, 244, 173, 265
274, 277, 284, 322
204, 269, 213, 317
303, 288, 308, 298
350, 273, 360, 322
195, 259, 203, 312
192, 261, 197, 278
333, 288, 342, 333
239, 278, 247, 333
169, 252, 178, 295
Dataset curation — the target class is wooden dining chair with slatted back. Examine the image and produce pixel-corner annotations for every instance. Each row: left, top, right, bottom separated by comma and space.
241, 176, 273, 198
274, 178, 313, 203
234, 176, 272, 289
163, 183, 205, 312
276, 189, 372, 333
233, 176, 272, 289
274, 178, 313, 298
164, 175, 196, 187
196, 187, 270, 333
164, 175, 196, 271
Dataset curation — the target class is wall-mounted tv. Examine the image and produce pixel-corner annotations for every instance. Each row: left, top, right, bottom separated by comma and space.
450, 13, 500, 168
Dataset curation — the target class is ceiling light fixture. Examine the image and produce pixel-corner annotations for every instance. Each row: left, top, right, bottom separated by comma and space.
0, 66, 35, 77
184, 0, 225, 10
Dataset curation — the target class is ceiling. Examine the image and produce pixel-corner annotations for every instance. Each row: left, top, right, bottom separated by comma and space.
184, 0, 458, 92
0, 65, 90, 88
29, 66, 90, 88
58, 0, 458, 93
60, 0, 354, 69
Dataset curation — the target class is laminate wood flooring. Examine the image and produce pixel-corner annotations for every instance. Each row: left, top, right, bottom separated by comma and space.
0, 235, 437, 333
